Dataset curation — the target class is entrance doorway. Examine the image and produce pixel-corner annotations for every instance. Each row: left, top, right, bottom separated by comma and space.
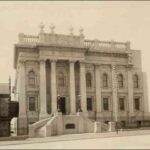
58, 97, 66, 114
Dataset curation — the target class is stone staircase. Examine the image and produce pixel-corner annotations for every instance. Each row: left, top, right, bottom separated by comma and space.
29, 113, 115, 138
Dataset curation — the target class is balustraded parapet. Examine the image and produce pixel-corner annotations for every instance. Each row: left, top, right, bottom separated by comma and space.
18, 33, 39, 44
84, 39, 130, 51
18, 32, 84, 47
18, 26, 130, 51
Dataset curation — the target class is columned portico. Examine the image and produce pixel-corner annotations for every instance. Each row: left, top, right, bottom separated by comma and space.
69, 60, 76, 114
50, 59, 57, 114
79, 61, 87, 113
15, 27, 149, 136
39, 59, 48, 119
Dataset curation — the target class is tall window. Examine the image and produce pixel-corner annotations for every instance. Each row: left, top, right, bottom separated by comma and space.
29, 97, 36, 111
118, 74, 123, 88
133, 74, 139, 88
57, 72, 65, 87
102, 73, 108, 88
87, 97, 92, 111
86, 72, 92, 88
134, 97, 140, 111
103, 97, 109, 111
119, 98, 125, 111
28, 71, 36, 86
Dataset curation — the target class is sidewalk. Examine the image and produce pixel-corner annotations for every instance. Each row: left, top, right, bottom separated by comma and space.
1, 129, 150, 146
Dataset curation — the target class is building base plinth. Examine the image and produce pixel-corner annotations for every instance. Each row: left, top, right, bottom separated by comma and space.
17, 117, 28, 136
108, 122, 116, 132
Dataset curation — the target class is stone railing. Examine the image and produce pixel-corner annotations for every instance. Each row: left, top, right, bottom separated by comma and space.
84, 39, 130, 51
18, 33, 84, 47
18, 33, 39, 44
18, 33, 130, 51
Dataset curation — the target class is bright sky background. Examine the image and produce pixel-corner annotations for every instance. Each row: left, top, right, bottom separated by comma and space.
0, 1, 150, 101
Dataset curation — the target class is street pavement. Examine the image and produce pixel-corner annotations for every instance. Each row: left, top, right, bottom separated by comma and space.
1, 131, 150, 149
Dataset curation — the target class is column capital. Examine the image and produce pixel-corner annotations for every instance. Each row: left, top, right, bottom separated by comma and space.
69, 59, 76, 64
95, 64, 101, 69
50, 58, 57, 63
111, 64, 118, 71
19, 59, 26, 64
39, 58, 46, 63
79, 60, 86, 66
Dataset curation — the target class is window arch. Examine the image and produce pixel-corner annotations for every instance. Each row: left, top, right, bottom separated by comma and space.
102, 73, 108, 88
133, 74, 139, 88
118, 74, 123, 88
86, 72, 92, 88
28, 70, 36, 86
57, 72, 65, 87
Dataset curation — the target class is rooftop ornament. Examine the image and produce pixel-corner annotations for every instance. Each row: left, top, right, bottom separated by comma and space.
39, 22, 45, 33
79, 27, 84, 37
50, 24, 55, 34
69, 26, 74, 36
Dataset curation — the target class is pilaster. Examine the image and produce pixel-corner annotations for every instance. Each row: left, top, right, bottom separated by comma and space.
19, 60, 27, 118
111, 64, 118, 122
50, 59, 57, 114
95, 64, 101, 112
39, 59, 48, 119
128, 66, 134, 116
79, 61, 87, 113
69, 60, 76, 114
18, 60, 28, 135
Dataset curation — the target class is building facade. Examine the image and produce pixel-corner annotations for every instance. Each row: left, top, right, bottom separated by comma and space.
14, 25, 150, 136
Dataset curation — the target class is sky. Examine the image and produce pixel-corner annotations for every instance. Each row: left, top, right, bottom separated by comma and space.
0, 1, 150, 100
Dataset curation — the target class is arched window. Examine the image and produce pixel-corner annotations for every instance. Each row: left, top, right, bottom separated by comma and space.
86, 72, 92, 88
102, 73, 108, 88
28, 71, 36, 86
57, 72, 65, 87
118, 74, 123, 88
133, 74, 139, 88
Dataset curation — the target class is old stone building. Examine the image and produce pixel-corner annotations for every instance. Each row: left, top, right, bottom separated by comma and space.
14, 24, 149, 136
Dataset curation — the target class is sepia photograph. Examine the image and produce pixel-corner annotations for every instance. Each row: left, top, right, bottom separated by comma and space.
0, 1, 150, 149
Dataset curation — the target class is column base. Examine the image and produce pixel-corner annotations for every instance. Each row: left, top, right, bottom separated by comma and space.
55, 112, 62, 116
39, 113, 51, 120
17, 117, 28, 135
108, 121, 116, 132
77, 111, 88, 117
94, 121, 101, 133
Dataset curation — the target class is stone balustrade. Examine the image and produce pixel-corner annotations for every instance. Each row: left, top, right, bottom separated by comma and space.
18, 32, 130, 51
84, 39, 130, 51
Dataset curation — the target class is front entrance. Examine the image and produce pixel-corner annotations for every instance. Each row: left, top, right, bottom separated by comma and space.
58, 97, 66, 114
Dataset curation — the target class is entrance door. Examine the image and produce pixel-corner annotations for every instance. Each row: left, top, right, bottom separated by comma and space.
59, 97, 66, 114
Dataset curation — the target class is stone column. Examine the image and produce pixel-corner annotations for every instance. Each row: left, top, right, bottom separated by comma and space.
95, 64, 101, 112
50, 59, 57, 114
111, 64, 118, 122
79, 61, 87, 113
39, 59, 48, 119
18, 60, 27, 135
69, 60, 76, 114
128, 67, 134, 117
143, 72, 149, 119
19, 60, 27, 117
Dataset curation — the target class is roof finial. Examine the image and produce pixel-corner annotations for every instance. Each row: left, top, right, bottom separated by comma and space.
79, 26, 84, 37
39, 22, 44, 33
50, 24, 55, 34
69, 26, 74, 35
